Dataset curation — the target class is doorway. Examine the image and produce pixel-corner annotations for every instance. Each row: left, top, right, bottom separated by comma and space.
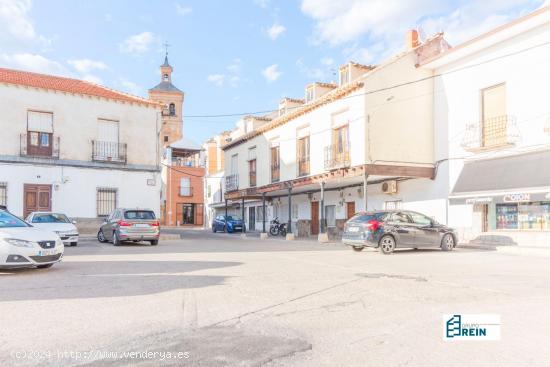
24, 184, 51, 218
311, 201, 319, 235
346, 201, 356, 219
248, 206, 256, 231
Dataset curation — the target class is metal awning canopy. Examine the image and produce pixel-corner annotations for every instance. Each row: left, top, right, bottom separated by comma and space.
452, 149, 550, 196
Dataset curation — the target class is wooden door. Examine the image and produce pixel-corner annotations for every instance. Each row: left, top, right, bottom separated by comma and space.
346, 202, 356, 219
24, 184, 51, 217
195, 204, 204, 226
311, 201, 319, 235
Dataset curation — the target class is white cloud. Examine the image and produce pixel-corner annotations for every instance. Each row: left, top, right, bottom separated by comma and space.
119, 32, 155, 54
296, 58, 326, 80
254, 0, 270, 8
82, 74, 103, 85
119, 79, 144, 96
67, 58, 108, 73
262, 64, 281, 82
175, 3, 192, 16
207, 59, 242, 87
207, 74, 225, 86
320, 57, 334, 66
300, 0, 543, 62
0, 0, 51, 48
267, 22, 286, 40
0, 52, 68, 75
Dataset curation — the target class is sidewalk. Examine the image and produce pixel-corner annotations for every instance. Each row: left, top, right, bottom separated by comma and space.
459, 241, 550, 257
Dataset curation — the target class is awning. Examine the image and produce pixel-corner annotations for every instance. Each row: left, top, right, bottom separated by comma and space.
451, 149, 550, 196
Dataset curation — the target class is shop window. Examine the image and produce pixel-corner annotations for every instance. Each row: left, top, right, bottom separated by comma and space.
325, 205, 336, 227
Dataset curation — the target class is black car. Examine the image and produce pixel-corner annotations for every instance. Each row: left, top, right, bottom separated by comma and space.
342, 210, 457, 254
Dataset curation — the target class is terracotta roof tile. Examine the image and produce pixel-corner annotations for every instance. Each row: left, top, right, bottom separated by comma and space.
0, 67, 159, 107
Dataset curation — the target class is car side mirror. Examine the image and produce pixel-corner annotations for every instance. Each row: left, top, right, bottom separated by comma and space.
72, 220, 77, 224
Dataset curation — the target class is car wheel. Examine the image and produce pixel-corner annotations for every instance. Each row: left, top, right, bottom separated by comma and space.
150, 240, 159, 246
36, 264, 54, 269
212, 225, 217, 233
441, 234, 455, 251
97, 230, 107, 243
379, 235, 396, 255
113, 231, 121, 246
352, 246, 364, 252
71, 242, 78, 247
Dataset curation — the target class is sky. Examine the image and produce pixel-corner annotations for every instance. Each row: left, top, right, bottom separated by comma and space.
0, 0, 547, 144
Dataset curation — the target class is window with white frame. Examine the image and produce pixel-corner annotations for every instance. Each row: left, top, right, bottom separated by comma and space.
325, 205, 336, 227
0, 182, 7, 207
339, 66, 349, 86
384, 200, 402, 210
305, 86, 314, 103
230, 154, 238, 175
180, 177, 191, 196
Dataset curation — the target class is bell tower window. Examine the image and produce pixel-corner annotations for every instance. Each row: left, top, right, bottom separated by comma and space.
163, 74, 169, 82
169, 103, 176, 116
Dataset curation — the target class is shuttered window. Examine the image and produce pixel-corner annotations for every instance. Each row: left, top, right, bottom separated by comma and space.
28, 111, 53, 133
98, 119, 119, 143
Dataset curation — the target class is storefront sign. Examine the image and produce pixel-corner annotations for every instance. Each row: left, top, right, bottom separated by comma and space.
465, 197, 493, 204
502, 193, 531, 203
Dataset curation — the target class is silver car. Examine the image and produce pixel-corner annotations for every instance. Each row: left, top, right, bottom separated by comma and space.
97, 208, 160, 246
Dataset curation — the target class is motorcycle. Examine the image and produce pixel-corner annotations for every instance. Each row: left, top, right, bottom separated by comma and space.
269, 217, 287, 236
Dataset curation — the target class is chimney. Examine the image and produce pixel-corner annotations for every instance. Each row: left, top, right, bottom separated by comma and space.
405, 29, 420, 49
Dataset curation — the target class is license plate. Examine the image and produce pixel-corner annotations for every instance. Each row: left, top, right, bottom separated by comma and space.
234, 226, 241, 229
348, 226, 359, 232
38, 249, 56, 256
134, 223, 150, 228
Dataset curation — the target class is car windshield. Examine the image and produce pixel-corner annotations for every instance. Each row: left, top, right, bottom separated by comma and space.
32, 213, 70, 223
0, 211, 30, 228
348, 212, 387, 222
124, 210, 156, 220
225, 216, 241, 221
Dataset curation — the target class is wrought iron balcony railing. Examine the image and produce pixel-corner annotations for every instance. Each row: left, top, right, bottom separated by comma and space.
297, 155, 310, 177
225, 174, 239, 192
271, 164, 280, 183
461, 115, 520, 151
92, 140, 127, 163
324, 144, 350, 170
20, 133, 60, 159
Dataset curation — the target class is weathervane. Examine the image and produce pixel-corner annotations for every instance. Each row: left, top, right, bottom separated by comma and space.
163, 42, 171, 57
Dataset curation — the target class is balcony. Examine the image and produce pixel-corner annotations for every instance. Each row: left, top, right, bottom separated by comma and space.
225, 174, 239, 192
298, 156, 310, 177
461, 115, 520, 151
92, 140, 127, 164
271, 164, 280, 183
171, 157, 203, 167
20, 133, 60, 159
324, 144, 350, 170
179, 186, 193, 197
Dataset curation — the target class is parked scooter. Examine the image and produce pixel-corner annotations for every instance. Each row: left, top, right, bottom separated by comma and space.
269, 217, 287, 236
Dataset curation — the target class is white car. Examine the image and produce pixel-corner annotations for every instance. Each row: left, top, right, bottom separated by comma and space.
25, 212, 79, 246
0, 209, 64, 269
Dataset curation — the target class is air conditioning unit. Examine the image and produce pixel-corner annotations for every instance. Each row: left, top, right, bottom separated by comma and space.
381, 180, 398, 194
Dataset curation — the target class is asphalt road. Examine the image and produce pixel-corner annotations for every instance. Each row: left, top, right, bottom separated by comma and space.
1, 230, 549, 367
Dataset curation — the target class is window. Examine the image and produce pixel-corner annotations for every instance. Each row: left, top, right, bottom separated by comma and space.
271, 145, 280, 182
248, 159, 257, 187
0, 182, 6, 207
97, 188, 117, 217
305, 86, 314, 103
163, 73, 169, 82
180, 177, 191, 196
339, 66, 349, 86
297, 135, 310, 176
481, 83, 507, 148
169, 103, 176, 116
231, 154, 238, 175
256, 206, 265, 222
325, 205, 336, 227
408, 212, 432, 226
26, 111, 54, 157
391, 212, 411, 224
333, 125, 349, 154
384, 200, 402, 210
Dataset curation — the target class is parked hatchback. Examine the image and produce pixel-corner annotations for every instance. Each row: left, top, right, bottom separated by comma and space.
97, 208, 160, 246
342, 210, 457, 254
25, 212, 79, 246
212, 215, 245, 233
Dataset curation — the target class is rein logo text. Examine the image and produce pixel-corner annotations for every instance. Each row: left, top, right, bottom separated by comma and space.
443, 314, 501, 341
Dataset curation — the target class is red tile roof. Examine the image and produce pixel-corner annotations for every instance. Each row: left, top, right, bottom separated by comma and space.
0, 67, 159, 107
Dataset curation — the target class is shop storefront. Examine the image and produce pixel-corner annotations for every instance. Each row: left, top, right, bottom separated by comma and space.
450, 150, 550, 235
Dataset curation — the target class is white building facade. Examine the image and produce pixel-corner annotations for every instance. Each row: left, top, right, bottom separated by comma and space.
0, 68, 161, 224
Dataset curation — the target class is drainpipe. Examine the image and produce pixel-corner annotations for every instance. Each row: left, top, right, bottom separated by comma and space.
225, 199, 228, 232
363, 172, 369, 211
262, 193, 266, 233
241, 196, 245, 233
